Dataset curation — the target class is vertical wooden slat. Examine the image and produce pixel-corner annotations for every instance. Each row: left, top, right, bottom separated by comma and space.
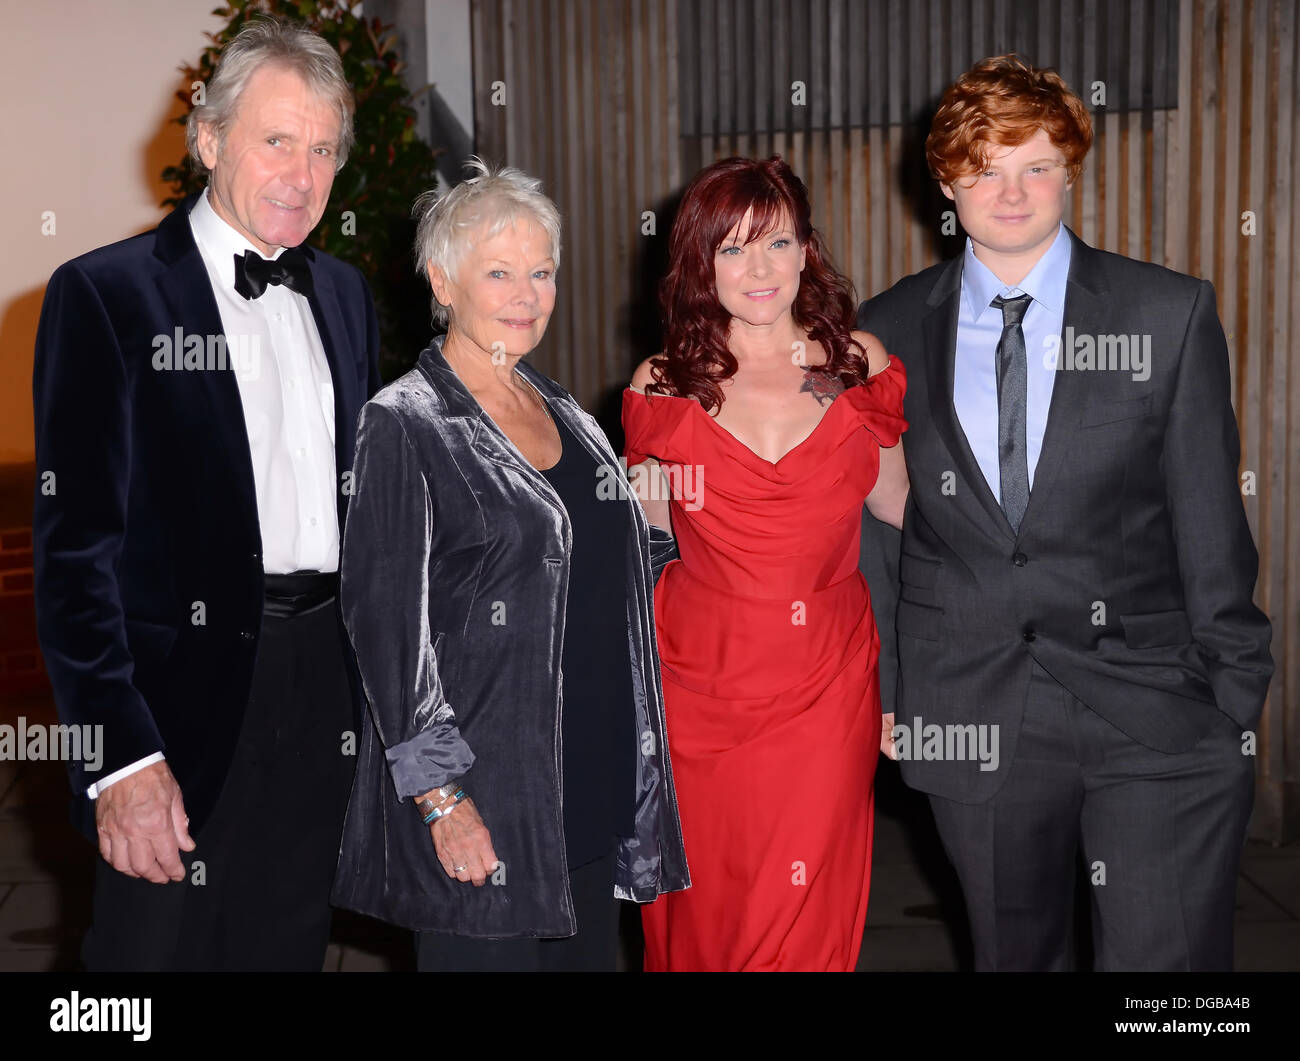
546, 0, 567, 380
1118, 0, 1137, 258
1128, 0, 1148, 261
1067, 0, 1086, 235
589, 0, 606, 389
886, 0, 905, 276
1037, 0, 1056, 72
665, 0, 680, 189
754, 0, 770, 156
735, 0, 752, 158
846, 0, 866, 296
1165, 0, 1192, 272
907, 0, 925, 274
561, 0, 583, 385
1249, 0, 1277, 773
699, 0, 715, 158
1212, 1, 1230, 304
629, 0, 646, 302
504, 0, 519, 159
648, 0, 665, 196
1148, 0, 1166, 264
827, 0, 844, 270
1098, 0, 1116, 247
868, 121, 886, 299
607, 1, 628, 394
1276, 0, 1300, 842
1192, 1, 1211, 277
1227, 0, 1249, 443
805, 0, 823, 251
1253, 0, 1283, 802
1081, 0, 1101, 243
717, 0, 733, 156
677, 0, 696, 175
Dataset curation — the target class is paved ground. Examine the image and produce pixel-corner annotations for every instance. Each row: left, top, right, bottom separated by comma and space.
1, 691, 1296, 972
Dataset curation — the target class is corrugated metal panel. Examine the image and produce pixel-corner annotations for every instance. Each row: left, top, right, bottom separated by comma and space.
474, 0, 683, 426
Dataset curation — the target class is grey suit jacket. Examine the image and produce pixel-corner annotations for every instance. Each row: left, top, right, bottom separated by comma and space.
857, 228, 1272, 802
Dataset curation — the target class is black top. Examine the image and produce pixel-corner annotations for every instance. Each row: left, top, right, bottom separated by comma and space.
539, 413, 638, 868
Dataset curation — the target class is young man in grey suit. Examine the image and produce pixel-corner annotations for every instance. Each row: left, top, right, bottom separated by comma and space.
858, 54, 1272, 970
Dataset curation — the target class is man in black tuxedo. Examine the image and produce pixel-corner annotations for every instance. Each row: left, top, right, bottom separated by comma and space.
857, 55, 1272, 970
32, 19, 380, 970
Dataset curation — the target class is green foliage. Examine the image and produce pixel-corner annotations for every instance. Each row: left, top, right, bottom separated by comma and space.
162, 0, 442, 382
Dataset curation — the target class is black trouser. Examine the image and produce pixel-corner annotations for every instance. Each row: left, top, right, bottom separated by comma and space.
928, 662, 1254, 971
82, 590, 355, 971
415, 846, 621, 972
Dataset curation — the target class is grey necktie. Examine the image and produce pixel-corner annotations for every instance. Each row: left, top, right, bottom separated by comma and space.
991, 293, 1032, 531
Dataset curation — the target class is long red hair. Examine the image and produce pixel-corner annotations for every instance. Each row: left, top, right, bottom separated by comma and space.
648, 156, 868, 411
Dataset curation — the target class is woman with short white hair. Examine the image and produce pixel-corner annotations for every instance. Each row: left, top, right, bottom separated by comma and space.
333, 159, 688, 970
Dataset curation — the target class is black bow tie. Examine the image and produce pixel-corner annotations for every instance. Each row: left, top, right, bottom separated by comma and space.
233, 247, 314, 300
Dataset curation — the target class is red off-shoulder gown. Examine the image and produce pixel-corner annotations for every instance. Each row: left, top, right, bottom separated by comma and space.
622, 357, 907, 971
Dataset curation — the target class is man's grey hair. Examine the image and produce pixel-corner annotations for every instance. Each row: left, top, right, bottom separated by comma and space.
413, 157, 562, 326
186, 17, 355, 176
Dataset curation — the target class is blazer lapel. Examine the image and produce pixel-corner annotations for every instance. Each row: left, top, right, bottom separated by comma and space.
1018, 230, 1109, 532
418, 339, 571, 527
303, 254, 355, 522
152, 202, 259, 533
921, 257, 1016, 542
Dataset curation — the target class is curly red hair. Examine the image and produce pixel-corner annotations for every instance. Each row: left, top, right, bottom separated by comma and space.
927, 54, 1093, 186
648, 156, 868, 412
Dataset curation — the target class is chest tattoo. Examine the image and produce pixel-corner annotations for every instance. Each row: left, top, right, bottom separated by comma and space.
800, 369, 846, 406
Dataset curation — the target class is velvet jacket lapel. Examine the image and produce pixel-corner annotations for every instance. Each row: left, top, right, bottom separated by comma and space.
417, 337, 571, 533
416, 337, 628, 538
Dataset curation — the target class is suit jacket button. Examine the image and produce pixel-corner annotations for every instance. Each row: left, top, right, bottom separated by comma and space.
239, 631, 254, 641
1012, 552, 1027, 566
1022, 630, 1036, 643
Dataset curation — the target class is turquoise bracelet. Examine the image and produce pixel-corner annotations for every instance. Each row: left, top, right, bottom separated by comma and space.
422, 788, 466, 825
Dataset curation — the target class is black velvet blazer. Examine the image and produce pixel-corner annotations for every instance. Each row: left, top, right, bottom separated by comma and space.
333, 336, 689, 937
31, 197, 380, 839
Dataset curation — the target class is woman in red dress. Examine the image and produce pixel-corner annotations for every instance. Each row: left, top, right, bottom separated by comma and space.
623, 156, 909, 971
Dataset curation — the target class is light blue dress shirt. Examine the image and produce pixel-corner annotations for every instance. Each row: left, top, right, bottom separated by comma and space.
953, 223, 1072, 496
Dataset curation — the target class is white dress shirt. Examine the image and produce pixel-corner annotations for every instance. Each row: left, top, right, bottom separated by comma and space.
89, 190, 339, 799
189, 188, 340, 573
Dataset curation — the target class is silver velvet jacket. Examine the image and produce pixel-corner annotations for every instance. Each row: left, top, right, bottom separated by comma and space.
332, 336, 689, 936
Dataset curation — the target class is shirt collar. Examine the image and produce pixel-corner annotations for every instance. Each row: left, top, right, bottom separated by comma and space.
962, 222, 1071, 318
188, 187, 287, 293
